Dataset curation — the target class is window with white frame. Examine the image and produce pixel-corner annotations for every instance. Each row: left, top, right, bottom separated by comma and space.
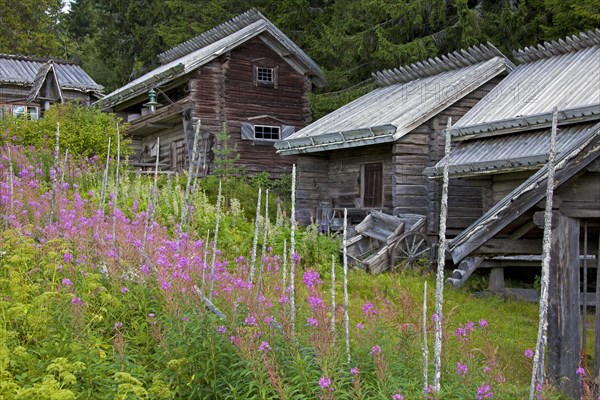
254, 125, 281, 140
11, 105, 39, 120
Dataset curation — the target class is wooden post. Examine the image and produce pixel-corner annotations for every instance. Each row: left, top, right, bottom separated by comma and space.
249, 187, 262, 281
331, 254, 336, 335
433, 117, 452, 391
530, 107, 558, 399
489, 268, 505, 292
290, 165, 297, 336
595, 234, 600, 397
547, 212, 581, 399
582, 221, 588, 355
423, 281, 429, 392
100, 137, 111, 215
343, 208, 350, 364
208, 180, 222, 301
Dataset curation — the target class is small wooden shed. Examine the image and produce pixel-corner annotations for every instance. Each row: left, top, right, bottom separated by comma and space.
426, 29, 600, 399
100, 9, 326, 176
0, 55, 103, 119
276, 44, 514, 239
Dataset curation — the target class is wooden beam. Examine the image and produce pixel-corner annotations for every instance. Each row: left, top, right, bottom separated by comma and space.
450, 135, 600, 264
547, 213, 580, 399
508, 221, 537, 240
476, 239, 542, 256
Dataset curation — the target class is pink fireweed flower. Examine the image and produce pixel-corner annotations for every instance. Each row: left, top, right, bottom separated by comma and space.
302, 269, 322, 288
71, 297, 82, 305
278, 295, 289, 304
350, 367, 360, 375
362, 302, 378, 317
576, 367, 586, 378
244, 314, 257, 327
307, 295, 324, 311
63, 252, 74, 263
114, 322, 123, 330
392, 393, 404, 400
370, 345, 381, 355
307, 317, 318, 327
121, 287, 128, 293
456, 362, 468, 376
148, 313, 155, 318
61, 278, 72, 286
356, 323, 365, 330
319, 376, 331, 389
524, 349, 534, 359
216, 325, 226, 334
478, 319, 489, 328
476, 384, 493, 399
258, 341, 271, 352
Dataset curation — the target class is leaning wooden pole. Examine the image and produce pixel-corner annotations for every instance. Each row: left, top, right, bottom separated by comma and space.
331, 254, 336, 336
256, 189, 269, 305
7, 146, 13, 215
141, 137, 160, 260
208, 180, 222, 301
282, 239, 288, 291
529, 107, 558, 400
61, 148, 69, 184
181, 121, 201, 229
289, 164, 297, 335
595, 234, 600, 397
423, 281, 429, 392
112, 123, 121, 248
100, 137, 111, 215
49, 123, 60, 222
582, 221, 588, 354
249, 187, 262, 281
433, 117, 451, 392
343, 208, 350, 364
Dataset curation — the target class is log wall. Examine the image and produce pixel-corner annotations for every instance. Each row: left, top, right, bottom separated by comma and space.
393, 76, 503, 235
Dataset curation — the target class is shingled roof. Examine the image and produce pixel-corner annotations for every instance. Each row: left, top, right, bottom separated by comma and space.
276, 44, 513, 155
0, 54, 103, 93
100, 9, 326, 109
450, 29, 600, 140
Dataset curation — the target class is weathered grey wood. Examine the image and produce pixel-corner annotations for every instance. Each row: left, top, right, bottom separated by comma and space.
595, 234, 600, 395
447, 257, 484, 288
452, 134, 600, 264
488, 268, 505, 292
547, 213, 580, 399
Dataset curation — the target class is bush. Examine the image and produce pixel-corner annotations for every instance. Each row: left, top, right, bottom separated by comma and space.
0, 102, 128, 160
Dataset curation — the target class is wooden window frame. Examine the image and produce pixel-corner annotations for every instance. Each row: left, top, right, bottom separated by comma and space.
361, 162, 383, 208
253, 65, 278, 87
254, 125, 281, 141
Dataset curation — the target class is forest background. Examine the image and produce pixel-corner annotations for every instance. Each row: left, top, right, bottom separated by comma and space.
1, 0, 598, 118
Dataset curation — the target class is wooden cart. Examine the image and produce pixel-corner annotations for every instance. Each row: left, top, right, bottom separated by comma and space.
345, 211, 430, 273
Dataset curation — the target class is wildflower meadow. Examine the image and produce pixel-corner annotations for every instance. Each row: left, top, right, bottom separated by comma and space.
0, 137, 596, 399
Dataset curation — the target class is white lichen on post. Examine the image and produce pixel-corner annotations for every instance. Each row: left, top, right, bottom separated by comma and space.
142, 137, 160, 260
423, 280, 429, 392
433, 117, 451, 392
181, 121, 201, 229
100, 137, 111, 215
529, 107, 558, 400
343, 208, 350, 364
595, 234, 600, 391
50, 123, 60, 222
289, 164, 297, 336
331, 254, 336, 335
582, 222, 588, 353
256, 189, 269, 304
200, 229, 210, 299
282, 239, 287, 291
249, 187, 262, 281
208, 180, 222, 301
8, 146, 13, 214
112, 123, 121, 248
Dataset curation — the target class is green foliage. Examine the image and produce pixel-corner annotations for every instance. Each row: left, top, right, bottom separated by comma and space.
0, 103, 128, 161
212, 122, 241, 180
0, 0, 65, 57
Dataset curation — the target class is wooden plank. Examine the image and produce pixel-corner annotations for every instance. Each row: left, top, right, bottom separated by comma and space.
451, 135, 600, 263
547, 213, 580, 399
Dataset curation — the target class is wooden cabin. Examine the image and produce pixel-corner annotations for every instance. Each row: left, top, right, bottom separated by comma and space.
100, 9, 326, 176
275, 44, 514, 237
425, 30, 600, 398
0, 55, 103, 119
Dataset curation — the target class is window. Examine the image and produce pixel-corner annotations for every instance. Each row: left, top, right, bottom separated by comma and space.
362, 163, 383, 208
254, 125, 280, 141
257, 67, 274, 83
253, 65, 277, 86
5, 105, 40, 120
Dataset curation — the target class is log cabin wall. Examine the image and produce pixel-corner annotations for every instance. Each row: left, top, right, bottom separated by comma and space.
190, 38, 307, 177
222, 37, 305, 176
296, 143, 394, 225
396, 75, 503, 236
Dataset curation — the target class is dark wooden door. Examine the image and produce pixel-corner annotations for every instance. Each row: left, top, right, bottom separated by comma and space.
363, 163, 382, 207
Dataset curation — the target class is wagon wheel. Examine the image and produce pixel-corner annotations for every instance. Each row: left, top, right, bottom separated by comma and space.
391, 232, 430, 270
